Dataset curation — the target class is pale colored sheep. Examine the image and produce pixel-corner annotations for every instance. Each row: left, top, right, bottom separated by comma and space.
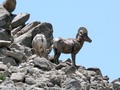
53, 27, 92, 66
32, 34, 47, 58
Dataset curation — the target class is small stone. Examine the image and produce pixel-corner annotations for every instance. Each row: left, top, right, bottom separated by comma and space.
25, 77, 36, 85
10, 72, 25, 82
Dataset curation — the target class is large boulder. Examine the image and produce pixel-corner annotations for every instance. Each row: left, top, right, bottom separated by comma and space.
14, 22, 53, 49
111, 78, 120, 90
0, 6, 11, 28
0, 28, 12, 41
16, 21, 41, 36
10, 72, 25, 82
33, 57, 54, 71
2, 57, 17, 66
11, 13, 30, 28
2, 49, 27, 64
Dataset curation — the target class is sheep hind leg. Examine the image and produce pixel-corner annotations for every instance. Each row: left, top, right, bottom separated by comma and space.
54, 48, 61, 64
71, 53, 76, 66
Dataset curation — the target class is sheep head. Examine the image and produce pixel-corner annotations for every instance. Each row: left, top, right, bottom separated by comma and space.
77, 27, 92, 43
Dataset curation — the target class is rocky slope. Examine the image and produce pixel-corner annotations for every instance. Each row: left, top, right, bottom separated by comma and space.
0, 2, 120, 90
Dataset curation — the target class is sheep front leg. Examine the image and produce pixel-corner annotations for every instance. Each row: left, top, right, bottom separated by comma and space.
71, 53, 76, 66
54, 48, 61, 64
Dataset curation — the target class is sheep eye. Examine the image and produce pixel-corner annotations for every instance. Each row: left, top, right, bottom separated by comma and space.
80, 32, 83, 35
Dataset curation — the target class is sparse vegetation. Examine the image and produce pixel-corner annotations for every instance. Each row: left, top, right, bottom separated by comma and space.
0, 73, 6, 81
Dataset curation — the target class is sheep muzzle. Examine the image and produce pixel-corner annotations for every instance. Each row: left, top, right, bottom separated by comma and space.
83, 35, 92, 43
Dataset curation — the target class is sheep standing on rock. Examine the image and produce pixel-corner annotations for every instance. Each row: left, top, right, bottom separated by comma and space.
53, 27, 92, 66
32, 34, 47, 58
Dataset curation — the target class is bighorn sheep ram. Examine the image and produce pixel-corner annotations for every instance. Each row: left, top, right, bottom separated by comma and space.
53, 27, 92, 66
32, 34, 47, 58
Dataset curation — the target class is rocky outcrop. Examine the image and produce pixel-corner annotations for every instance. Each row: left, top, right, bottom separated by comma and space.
0, 60, 116, 90
0, 5, 11, 28
0, 1, 119, 90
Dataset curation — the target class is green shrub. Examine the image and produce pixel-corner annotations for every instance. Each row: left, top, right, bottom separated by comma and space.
0, 73, 6, 81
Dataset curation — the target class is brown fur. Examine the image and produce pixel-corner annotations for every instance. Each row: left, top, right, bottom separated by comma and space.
53, 27, 92, 66
2, 0, 16, 13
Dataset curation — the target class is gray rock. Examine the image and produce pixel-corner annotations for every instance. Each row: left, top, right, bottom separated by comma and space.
14, 32, 32, 47
112, 78, 120, 90
2, 49, 27, 64
0, 28, 12, 41
15, 82, 25, 90
87, 67, 102, 76
9, 43, 25, 52
0, 63, 8, 71
14, 22, 53, 50
2, 57, 17, 66
27, 67, 44, 75
55, 62, 68, 70
63, 77, 81, 90
60, 62, 76, 75
33, 57, 54, 71
0, 85, 17, 90
11, 25, 23, 36
0, 6, 11, 28
11, 13, 30, 28
0, 40, 11, 47
25, 76, 36, 85
16, 21, 41, 36
10, 72, 25, 82
8, 66, 20, 73
45, 85, 61, 90
50, 75, 62, 87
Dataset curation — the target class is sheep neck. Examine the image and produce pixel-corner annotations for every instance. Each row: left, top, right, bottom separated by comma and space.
77, 36, 84, 47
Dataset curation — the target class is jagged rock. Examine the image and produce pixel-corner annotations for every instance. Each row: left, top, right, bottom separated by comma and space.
14, 22, 53, 49
16, 21, 41, 36
55, 62, 68, 70
11, 13, 30, 28
111, 78, 120, 90
0, 40, 11, 47
0, 6, 11, 28
14, 31, 32, 47
62, 64, 76, 75
0, 28, 12, 41
11, 25, 23, 36
2, 57, 17, 66
10, 43, 33, 57
87, 67, 102, 76
62, 77, 82, 90
2, 49, 27, 64
10, 72, 25, 82
33, 57, 54, 71
9, 43, 24, 51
